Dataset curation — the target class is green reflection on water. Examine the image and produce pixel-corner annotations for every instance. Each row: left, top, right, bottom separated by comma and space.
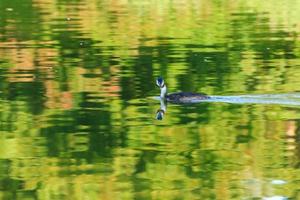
0, 0, 300, 199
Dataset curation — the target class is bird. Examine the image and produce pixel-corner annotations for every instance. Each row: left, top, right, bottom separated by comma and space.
156, 77, 210, 103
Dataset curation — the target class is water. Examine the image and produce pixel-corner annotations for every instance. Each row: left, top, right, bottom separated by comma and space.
1, 0, 300, 199
189, 94, 300, 105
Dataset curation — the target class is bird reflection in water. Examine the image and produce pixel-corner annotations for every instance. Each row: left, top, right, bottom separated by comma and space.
155, 98, 167, 120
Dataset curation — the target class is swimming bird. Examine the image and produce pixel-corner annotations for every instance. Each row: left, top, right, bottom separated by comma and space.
156, 77, 210, 103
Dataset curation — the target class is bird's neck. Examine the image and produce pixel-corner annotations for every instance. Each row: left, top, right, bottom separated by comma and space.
160, 85, 167, 99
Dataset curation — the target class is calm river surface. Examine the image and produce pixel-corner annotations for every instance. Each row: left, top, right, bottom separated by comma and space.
1, 1, 300, 199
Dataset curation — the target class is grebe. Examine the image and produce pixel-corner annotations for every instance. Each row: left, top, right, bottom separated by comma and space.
156, 77, 210, 103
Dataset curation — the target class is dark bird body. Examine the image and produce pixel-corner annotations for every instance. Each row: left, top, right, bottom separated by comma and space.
166, 92, 210, 103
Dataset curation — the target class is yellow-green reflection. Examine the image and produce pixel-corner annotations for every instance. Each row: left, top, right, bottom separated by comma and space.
0, 0, 300, 199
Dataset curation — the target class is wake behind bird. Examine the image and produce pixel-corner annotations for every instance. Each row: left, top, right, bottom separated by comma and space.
153, 93, 300, 106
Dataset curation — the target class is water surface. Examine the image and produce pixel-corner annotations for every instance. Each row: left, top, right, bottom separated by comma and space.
0, 0, 300, 199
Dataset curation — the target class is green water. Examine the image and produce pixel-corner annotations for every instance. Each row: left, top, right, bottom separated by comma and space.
1, 0, 300, 199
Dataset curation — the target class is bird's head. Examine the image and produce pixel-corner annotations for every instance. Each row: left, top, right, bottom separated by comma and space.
156, 77, 165, 88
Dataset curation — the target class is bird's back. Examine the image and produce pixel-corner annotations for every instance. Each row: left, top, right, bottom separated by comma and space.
166, 92, 210, 103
